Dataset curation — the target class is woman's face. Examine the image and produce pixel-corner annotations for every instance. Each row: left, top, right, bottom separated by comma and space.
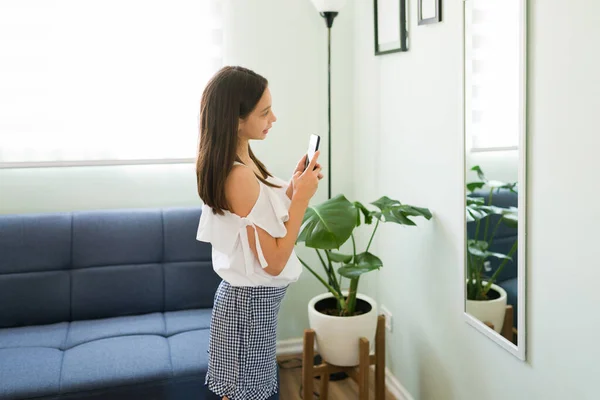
238, 87, 277, 141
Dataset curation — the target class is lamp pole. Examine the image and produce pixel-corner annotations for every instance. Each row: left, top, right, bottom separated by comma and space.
311, 1, 344, 198
325, 13, 335, 199
311, 3, 348, 382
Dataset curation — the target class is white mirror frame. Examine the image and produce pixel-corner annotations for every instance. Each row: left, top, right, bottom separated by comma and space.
459, 0, 527, 361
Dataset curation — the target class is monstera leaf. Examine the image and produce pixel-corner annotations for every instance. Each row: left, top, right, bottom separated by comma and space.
327, 251, 353, 263
470, 165, 517, 193
353, 201, 373, 226
338, 252, 383, 279
297, 194, 357, 249
467, 240, 513, 261
370, 196, 433, 226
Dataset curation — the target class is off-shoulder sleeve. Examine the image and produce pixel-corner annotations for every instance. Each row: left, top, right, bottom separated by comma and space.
272, 176, 292, 210
196, 184, 290, 275
196, 204, 241, 255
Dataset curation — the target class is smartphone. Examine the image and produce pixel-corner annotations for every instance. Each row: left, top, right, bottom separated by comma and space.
304, 134, 320, 170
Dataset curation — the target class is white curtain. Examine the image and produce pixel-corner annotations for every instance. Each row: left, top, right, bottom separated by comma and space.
465, 0, 521, 151
0, 0, 222, 165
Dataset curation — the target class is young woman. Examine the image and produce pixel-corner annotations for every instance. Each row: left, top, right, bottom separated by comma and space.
195, 66, 322, 400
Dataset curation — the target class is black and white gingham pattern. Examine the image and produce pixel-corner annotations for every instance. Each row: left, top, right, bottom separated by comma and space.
205, 280, 288, 400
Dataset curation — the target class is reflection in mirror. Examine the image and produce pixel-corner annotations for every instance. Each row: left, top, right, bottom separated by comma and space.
463, 0, 526, 360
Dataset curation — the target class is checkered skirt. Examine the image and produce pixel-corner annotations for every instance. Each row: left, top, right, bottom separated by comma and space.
205, 280, 288, 400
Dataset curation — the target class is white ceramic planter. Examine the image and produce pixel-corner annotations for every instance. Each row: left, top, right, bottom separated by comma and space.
466, 282, 507, 333
308, 292, 378, 367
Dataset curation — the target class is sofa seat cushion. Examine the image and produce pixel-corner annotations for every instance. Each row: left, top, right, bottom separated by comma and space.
0, 309, 212, 399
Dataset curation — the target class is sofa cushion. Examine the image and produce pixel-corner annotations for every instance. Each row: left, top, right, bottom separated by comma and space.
0, 213, 72, 274
71, 264, 164, 321
0, 347, 64, 399
0, 207, 220, 329
0, 309, 212, 399
71, 210, 163, 269
64, 313, 165, 349
0, 322, 68, 349
0, 271, 71, 328
164, 261, 218, 311
60, 335, 173, 392
162, 207, 219, 311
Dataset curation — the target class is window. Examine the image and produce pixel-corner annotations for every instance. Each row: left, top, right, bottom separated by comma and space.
0, 0, 222, 166
465, 0, 522, 152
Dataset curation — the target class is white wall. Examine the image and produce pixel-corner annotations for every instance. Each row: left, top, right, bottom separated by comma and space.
353, 0, 599, 399
0, 0, 355, 341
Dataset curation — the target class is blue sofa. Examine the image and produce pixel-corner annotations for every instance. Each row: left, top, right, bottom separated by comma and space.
466, 189, 519, 333
0, 207, 229, 399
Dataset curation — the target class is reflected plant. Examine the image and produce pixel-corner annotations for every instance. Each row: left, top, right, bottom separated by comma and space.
466, 166, 518, 301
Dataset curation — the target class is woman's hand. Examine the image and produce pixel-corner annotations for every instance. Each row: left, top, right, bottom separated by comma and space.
293, 154, 323, 180
287, 153, 323, 199
291, 151, 322, 203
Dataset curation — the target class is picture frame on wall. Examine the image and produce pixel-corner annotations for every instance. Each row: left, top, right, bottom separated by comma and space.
374, 0, 408, 55
418, 0, 442, 25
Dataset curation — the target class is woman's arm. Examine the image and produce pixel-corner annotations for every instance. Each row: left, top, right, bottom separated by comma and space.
226, 166, 310, 276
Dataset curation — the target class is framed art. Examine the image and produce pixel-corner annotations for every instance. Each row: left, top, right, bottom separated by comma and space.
418, 0, 442, 25
374, 0, 408, 55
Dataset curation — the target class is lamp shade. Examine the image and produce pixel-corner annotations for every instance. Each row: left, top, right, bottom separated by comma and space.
310, 0, 347, 12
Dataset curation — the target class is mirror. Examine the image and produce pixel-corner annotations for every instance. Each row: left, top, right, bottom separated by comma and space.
462, 0, 527, 360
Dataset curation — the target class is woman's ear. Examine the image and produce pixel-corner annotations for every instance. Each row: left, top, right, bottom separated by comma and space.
238, 118, 245, 132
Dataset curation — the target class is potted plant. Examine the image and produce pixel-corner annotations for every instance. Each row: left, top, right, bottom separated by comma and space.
296, 194, 432, 366
466, 166, 518, 332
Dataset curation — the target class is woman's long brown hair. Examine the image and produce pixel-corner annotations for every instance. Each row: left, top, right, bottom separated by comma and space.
196, 66, 280, 215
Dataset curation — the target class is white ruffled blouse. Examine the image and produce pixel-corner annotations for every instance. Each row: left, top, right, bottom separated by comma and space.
196, 162, 303, 287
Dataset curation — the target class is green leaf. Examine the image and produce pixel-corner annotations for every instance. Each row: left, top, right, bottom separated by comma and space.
466, 196, 506, 222
468, 239, 489, 253
480, 205, 507, 215
355, 252, 383, 268
389, 209, 416, 225
467, 182, 486, 192
327, 251, 353, 263
468, 166, 517, 193
467, 240, 513, 261
501, 209, 518, 228
353, 201, 373, 225
397, 205, 433, 219
370, 196, 431, 226
488, 180, 515, 190
371, 196, 401, 211
297, 194, 357, 249
338, 252, 383, 279
467, 196, 485, 205
466, 208, 486, 222
471, 165, 486, 182
370, 211, 383, 221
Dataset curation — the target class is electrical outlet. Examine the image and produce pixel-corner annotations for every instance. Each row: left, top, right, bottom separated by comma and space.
380, 305, 392, 332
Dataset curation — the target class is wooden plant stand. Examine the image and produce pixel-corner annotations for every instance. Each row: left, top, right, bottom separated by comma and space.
302, 315, 386, 400
483, 304, 516, 344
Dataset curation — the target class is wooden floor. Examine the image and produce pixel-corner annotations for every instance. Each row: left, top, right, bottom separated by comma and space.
277, 354, 396, 400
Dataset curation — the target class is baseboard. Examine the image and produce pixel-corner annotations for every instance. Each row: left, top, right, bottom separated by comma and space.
384, 368, 414, 400
276, 337, 307, 355
276, 338, 413, 400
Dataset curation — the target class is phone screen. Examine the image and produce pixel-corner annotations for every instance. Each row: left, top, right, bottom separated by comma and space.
305, 134, 320, 170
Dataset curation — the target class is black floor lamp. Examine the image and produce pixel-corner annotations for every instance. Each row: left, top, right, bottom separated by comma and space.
310, 0, 346, 200
309, 0, 349, 383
